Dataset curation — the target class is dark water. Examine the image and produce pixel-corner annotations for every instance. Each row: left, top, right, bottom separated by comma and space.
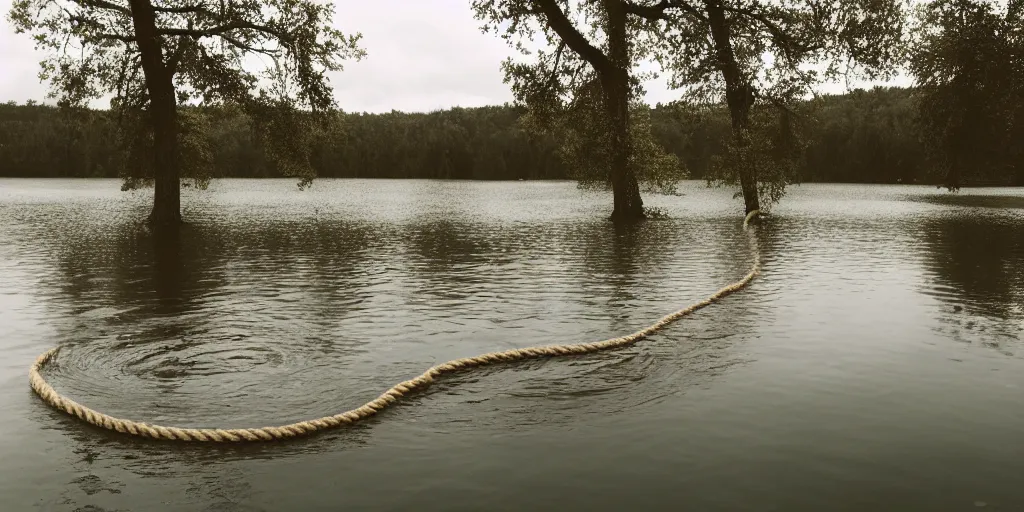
1, 179, 1023, 511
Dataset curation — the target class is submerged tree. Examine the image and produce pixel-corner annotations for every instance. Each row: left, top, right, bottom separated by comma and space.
909, 0, 1024, 189
630, 0, 908, 213
473, 0, 684, 221
8, 0, 364, 225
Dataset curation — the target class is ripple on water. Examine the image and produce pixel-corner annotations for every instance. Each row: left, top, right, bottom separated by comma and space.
14, 184, 767, 430
4, 180, 1024, 512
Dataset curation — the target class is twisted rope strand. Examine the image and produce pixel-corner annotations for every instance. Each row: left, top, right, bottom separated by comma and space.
30, 211, 762, 442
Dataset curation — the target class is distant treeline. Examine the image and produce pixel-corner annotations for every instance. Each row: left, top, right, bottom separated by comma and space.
0, 87, 1020, 186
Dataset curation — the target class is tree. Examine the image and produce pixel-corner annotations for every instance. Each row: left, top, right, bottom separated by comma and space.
8, 0, 364, 225
909, 0, 1024, 189
800, 87, 925, 184
630, 0, 908, 213
473, 0, 684, 221
2, 87, 981, 186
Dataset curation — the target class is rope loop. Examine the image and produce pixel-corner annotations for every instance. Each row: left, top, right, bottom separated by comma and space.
30, 211, 762, 442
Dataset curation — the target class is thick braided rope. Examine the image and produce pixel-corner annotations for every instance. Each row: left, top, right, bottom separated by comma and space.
29, 210, 762, 442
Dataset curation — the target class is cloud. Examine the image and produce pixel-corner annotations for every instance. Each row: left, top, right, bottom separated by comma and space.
0, 1, 49, 104
324, 0, 522, 112
0, 0, 524, 112
0, 0, 908, 111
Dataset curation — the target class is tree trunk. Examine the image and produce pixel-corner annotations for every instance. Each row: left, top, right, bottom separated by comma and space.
128, 0, 181, 225
945, 154, 962, 191
602, 0, 644, 222
705, 0, 760, 214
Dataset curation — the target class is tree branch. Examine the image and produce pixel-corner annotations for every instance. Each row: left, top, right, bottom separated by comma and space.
752, 87, 805, 120
531, 0, 610, 71
156, 21, 288, 41
543, 41, 566, 91
624, 0, 671, 20
165, 36, 191, 75
624, 0, 707, 23
68, 11, 136, 42
567, 61, 590, 91
152, 4, 208, 13
723, 6, 823, 58
96, 31, 137, 42
219, 34, 281, 56
71, 0, 130, 16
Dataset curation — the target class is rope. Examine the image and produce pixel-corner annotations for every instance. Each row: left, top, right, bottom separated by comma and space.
29, 210, 762, 442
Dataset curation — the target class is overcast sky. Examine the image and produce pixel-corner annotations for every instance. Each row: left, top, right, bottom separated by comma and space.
0, 0, 909, 113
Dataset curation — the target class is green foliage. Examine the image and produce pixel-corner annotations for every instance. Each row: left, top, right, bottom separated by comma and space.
519, 78, 684, 194
6, 0, 364, 188
801, 87, 926, 184
629, 103, 686, 194
641, 0, 910, 207
0, 102, 120, 177
0, 102, 568, 179
650, 0, 909, 101
909, 0, 1024, 189
2, 87, 1021, 187
117, 106, 214, 190
472, 0, 685, 195
707, 104, 806, 209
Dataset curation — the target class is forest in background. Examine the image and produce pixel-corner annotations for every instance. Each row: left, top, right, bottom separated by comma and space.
0, 86, 1020, 187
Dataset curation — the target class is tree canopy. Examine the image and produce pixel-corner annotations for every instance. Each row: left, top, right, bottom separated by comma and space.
3, 0, 1023, 218
6, 86, 1021, 186
473, 0, 686, 219
624, 0, 909, 212
7, 0, 364, 222
909, 0, 1024, 190
8, 0, 363, 110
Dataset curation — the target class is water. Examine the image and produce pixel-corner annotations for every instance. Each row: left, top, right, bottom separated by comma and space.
1, 179, 1023, 511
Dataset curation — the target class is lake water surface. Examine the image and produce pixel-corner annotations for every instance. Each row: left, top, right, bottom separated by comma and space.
1, 179, 1023, 511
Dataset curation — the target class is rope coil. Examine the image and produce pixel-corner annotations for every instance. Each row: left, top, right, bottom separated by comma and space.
30, 211, 762, 442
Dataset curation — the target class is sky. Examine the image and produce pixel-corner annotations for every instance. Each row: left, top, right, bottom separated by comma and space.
0, 0, 910, 113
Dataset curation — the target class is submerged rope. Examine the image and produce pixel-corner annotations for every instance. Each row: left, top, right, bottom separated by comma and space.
30, 210, 762, 442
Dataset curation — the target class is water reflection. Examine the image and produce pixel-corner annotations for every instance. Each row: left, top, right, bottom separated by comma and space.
31, 200, 762, 434
152, 225, 187, 311
596, 220, 663, 319
18, 204, 766, 511
43, 361, 376, 511
7, 180, 1023, 512
39, 217, 393, 428
919, 209, 1024, 354
912, 192, 1024, 210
